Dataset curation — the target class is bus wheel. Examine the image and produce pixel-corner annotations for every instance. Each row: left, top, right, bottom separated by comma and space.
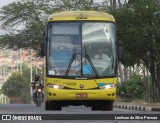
45, 101, 50, 110
51, 101, 62, 111
92, 101, 113, 111
103, 101, 113, 111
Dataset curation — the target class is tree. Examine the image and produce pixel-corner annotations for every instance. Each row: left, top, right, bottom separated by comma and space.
113, 0, 160, 101
0, 0, 107, 51
1, 62, 43, 104
1, 73, 30, 103
0, 0, 48, 50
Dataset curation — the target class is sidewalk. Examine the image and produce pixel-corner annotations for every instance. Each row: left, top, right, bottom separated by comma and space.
113, 100, 160, 112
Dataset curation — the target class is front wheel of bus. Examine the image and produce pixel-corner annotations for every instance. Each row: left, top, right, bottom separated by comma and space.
45, 101, 50, 110
51, 101, 62, 111
92, 101, 113, 111
104, 101, 113, 111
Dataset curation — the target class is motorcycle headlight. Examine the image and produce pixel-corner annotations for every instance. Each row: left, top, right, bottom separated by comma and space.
99, 84, 116, 89
37, 89, 42, 92
47, 84, 64, 89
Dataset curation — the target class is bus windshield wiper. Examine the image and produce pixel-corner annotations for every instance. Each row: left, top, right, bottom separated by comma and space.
65, 52, 76, 76
85, 54, 99, 78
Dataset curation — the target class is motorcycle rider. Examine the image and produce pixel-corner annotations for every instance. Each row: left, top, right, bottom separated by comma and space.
31, 75, 44, 102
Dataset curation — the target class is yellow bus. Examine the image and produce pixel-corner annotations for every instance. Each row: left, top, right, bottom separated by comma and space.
41, 11, 118, 111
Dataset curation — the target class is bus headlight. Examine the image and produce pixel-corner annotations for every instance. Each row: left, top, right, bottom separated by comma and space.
47, 84, 64, 89
99, 84, 116, 89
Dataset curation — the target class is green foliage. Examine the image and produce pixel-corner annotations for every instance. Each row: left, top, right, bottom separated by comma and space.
117, 74, 145, 100
113, 0, 160, 67
1, 0, 160, 102
1, 73, 30, 103
113, 0, 160, 101
1, 61, 44, 104
0, 0, 107, 51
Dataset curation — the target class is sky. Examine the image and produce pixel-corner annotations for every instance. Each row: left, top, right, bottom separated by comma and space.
0, 0, 102, 8
0, 0, 103, 34
0, 0, 17, 8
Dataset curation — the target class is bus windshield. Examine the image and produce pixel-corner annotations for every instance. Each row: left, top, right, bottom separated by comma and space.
47, 22, 116, 78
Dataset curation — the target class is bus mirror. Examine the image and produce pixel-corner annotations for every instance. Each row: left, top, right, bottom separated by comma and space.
40, 43, 45, 57
118, 46, 123, 62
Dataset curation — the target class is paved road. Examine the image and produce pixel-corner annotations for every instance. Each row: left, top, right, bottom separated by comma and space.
0, 103, 159, 114
0, 104, 159, 123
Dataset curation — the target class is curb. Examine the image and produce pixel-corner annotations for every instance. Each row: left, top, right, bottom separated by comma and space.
113, 104, 160, 112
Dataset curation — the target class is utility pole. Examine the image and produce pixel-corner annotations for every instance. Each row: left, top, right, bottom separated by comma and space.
36, 57, 38, 74
16, 50, 19, 73
19, 49, 22, 74
30, 49, 33, 103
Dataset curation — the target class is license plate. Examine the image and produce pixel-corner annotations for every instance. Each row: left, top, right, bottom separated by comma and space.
76, 93, 87, 98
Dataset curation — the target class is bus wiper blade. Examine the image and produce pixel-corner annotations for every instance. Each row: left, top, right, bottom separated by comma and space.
65, 53, 76, 76
85, 54, 99, 78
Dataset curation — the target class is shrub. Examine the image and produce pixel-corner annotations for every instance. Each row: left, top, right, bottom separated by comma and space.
117, 74, 145, 100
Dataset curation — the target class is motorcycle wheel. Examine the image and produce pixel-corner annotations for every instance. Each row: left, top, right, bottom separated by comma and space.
37, 96, 41, 107
35, 94, 41, 107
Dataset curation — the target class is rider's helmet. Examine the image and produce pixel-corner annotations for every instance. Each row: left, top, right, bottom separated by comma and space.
34, 74, 40, 81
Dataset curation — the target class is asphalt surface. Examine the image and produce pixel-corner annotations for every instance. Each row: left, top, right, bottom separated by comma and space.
0, 103, 159, 123
0, 103, 159, 114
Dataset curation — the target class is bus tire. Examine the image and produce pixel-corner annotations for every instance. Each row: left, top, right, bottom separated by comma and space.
103, 101, 113, 111
45, 101, 49, 110
92, 101, 113, 111
51, 101, 62, 111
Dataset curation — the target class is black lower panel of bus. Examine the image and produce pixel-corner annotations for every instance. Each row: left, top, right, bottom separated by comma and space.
45, 100, 114, 111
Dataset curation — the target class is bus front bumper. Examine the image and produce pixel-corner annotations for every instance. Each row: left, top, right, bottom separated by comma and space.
46, 88, 116, 101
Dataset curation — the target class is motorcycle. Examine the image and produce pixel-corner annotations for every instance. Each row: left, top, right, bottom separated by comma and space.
34, 88, 43, 107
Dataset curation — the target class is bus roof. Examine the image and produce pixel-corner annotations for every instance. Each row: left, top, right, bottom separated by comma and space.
48, 11, 115, 22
